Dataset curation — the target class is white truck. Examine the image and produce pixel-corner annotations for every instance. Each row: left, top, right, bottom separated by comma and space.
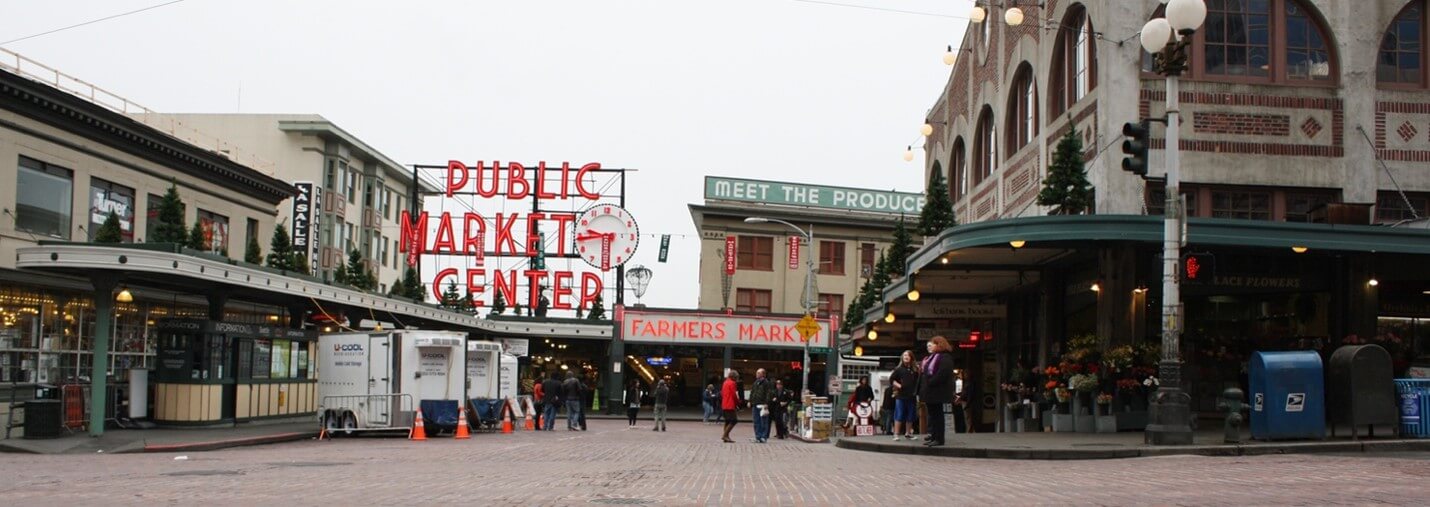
317, 330, 468, 435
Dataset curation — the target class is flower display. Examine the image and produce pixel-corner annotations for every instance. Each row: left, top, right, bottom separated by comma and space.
1096, 393, 1114, 405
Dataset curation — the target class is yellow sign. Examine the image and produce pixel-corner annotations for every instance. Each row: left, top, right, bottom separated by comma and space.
795, 314, 821, 342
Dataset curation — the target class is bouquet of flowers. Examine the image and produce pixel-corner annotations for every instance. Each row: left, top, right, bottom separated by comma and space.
1115, 378, 1141, 393
1054, 387, 1072, 403
1069, 373, 1100, 393
1096, 393, 1114, 405
1143, 376, 1161, 389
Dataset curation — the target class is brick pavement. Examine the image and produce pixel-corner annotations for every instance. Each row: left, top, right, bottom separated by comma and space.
1, 418, 1427, 506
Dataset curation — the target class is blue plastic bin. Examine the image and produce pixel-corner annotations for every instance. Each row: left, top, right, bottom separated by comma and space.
1249, 351, 1326, 441
1394, 379, 1430, 438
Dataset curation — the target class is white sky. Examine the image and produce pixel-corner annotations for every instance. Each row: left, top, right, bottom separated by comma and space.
1, 0, 972, 312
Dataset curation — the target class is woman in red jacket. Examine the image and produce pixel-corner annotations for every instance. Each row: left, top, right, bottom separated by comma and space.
720, 369, 741, 443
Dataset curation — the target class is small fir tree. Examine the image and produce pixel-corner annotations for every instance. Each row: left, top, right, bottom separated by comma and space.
1037, 123, 1095, 215
332, 263, 348, 285
918, 172, 958, 236
511, 301, 523, 316
293, 253, 311, 275
586, 294, 606, 321
267, 226, 294, 270
490, 289, 507, 315
574, 302, 584, 319
94, 211, 124, 243
441, 280, 462, 309
886, 217, 914, 278
402, 268, 424, 300
186, 220, 207, 251
388, 279, 406, 298
462, 291, 476, 314
152, 181, 187, 244
535, 287, 550, 318
244, 235, 262, 264
344, 249, 371, 290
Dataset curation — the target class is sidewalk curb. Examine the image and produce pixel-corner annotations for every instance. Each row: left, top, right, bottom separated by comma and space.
140, 431, 319, 454
835, 437, 1430, 460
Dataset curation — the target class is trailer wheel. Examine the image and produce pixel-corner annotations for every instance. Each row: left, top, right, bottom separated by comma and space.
323, 411, 344, 436
341, 411, 358, 435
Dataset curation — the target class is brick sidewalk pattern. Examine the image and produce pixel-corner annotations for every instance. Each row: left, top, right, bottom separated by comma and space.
1, 419, 1427, 505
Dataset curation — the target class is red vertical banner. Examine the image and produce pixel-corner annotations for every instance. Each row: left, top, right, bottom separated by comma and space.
724, 236, 737, 275
787, 236, 800, 270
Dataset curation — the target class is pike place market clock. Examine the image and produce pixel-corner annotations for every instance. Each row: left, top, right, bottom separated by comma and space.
574, 204, 639, 271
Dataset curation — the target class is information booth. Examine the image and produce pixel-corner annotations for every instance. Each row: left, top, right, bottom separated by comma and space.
154, 319, 318, 424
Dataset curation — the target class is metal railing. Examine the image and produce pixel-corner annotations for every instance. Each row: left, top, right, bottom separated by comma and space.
0, 47, 277, 176
318, 393, 415, 436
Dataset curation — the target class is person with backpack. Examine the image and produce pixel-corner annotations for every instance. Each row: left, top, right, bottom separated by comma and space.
652, 377, 670, 432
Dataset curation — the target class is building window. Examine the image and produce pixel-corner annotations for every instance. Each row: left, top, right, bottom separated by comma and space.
1284, 192, 1337, 223
363, 179, 375, 209
737, 236, 774, 271
859, 243, 876, 278
1205, 0, 1272, 78
342, 162, 356, 204
817, 293, 844, 319
1051, 4, 1097, 116
380, 235, 390, 267
973, 107, 997, 185
950, 137, 967, 201
1377, 191, 1430, 223
1145, 185, 1198, 218
1285, 1, 1333, 81
1006, 64, 1038, 157
246, 218, 259, 252
382, 187, 394, 220
819, 241, 846, 275
197, 209, 230, 254
1381, 2, 1424, 86
735, 289, 772, 313
15, 157, 73, 239
88, 177, 135, 242
1211, 190, 1271, 220
1145, 0, 1336, 84
324, 159, 337, 191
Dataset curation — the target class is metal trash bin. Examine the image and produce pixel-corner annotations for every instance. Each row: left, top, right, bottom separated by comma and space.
1394, 379, 1430, 438
22, 399, 62, 439
1249, 351, 1326, 441
1327, 345, 1398, 438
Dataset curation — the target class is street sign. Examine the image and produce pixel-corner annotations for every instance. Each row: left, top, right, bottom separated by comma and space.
658, 234, 670, 263
795, 314, 821, 342
809, 347, 832, 354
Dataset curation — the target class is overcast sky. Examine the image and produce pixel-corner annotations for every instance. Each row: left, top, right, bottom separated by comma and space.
1, 0, 972, 311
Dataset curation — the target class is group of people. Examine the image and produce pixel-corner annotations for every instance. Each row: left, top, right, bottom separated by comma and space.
848, 336, 959, 447
716, 368, 795, 443
533, 371, 591, 431
624, 376, 672, 431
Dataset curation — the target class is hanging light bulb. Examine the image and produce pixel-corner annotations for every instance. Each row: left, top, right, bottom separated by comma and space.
1004, 7, 1024, 26
943, 45, 958, 65
903, 146, 915, 162
884, 312, 896, 324
854, 345, 865, 357
907, 290, 921, 302
374, 323, 383, 331
115, 287, 134, 303
1368, 278, 1380, 287
867, 329, 878, 341
970, 5, 987, 23
1090, 282, 1101, 292
921, 123, 934, 137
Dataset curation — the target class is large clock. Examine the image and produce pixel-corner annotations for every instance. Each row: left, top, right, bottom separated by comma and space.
573, 204, 640, 271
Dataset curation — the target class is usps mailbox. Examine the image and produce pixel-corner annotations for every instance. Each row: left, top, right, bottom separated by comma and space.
1249, 351, 1326, 441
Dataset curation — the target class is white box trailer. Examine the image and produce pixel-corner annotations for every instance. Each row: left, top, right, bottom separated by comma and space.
317, 330, 467, 434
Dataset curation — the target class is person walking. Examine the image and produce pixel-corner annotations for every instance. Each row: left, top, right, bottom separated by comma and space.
890, 350, 919, 440
541, 372, 563, 431
919, 336, 955, 447
771, 379, 793, 439
624, 380, 641, 428
748, 368, 773, 443
652, 378, 670, 432
702, 384, 718, 424
533, 376, 546, 431
720, 370, 740, 443
562, 371, 583, 431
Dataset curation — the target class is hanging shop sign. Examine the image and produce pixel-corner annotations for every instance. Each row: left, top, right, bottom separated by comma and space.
788, 236, 800, 270
619, 308, 834, 350
89, 185, 134, 239
913, 303, 1007, 320
704, 176, 926, 215
724, 236, 737, 275
290, 182, 321, 274
499, 338, 529, 357
401, 161, 634, 311
658, 234, 670, 263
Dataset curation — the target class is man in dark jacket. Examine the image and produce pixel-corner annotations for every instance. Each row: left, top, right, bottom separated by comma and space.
541, 373, 563, 431
748, 368, 774, 443
771, 379, 794, 439
562, 371, 582, 431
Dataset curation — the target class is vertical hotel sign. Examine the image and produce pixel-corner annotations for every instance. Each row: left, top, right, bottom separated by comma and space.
787, 236, 800, 270
291, 182, 320, 274
724, 236, 737, 275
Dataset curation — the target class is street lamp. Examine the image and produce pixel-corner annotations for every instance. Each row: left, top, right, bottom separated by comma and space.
1140, 0, 1206, 446
745, 216, 816, 396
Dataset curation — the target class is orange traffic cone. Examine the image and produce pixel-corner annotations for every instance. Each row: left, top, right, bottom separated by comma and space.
410, 407, 427, 441
455, 407, 471, 440
501, 404, 514, 434
523, 410, 534, 431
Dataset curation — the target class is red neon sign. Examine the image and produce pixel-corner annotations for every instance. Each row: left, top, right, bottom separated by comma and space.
724, 236, 737, 275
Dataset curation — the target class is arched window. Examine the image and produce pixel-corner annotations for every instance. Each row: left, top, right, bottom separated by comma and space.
1143, 0, 1335, 84
974, 107, 997, 186
1380, 1, 1424, 86
951, 137, 967, 201
1006, 64, 1037, 157
1050, 4, 1097, 117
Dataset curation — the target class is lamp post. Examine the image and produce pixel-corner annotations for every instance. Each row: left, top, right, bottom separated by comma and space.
745, 217, 815, 396
1139, 0, 1205, 446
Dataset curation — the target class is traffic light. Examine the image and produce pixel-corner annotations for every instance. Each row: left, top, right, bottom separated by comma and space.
533, 232, 547, 270
1121, 121, 1150, 177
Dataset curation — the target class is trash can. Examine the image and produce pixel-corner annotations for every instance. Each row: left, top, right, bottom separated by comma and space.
22, 399, 63, 439
1394, 379, 1430, 438
1327, 345, 1398, 438
1249, 351, 1326, 441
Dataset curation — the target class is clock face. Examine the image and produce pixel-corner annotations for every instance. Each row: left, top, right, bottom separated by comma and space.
573, 205, 640, 271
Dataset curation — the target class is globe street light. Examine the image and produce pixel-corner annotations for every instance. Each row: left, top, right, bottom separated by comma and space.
744, 216, 816, 396
1139, 0, 1206, 447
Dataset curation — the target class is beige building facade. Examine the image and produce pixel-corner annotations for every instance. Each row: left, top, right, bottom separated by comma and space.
153, 114, 435, 294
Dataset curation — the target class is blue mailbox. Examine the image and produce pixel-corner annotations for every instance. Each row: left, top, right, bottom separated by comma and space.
1249, 351, 1326, 440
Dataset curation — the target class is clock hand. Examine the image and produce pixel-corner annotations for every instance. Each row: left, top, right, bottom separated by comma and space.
575, 231, 611, 241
